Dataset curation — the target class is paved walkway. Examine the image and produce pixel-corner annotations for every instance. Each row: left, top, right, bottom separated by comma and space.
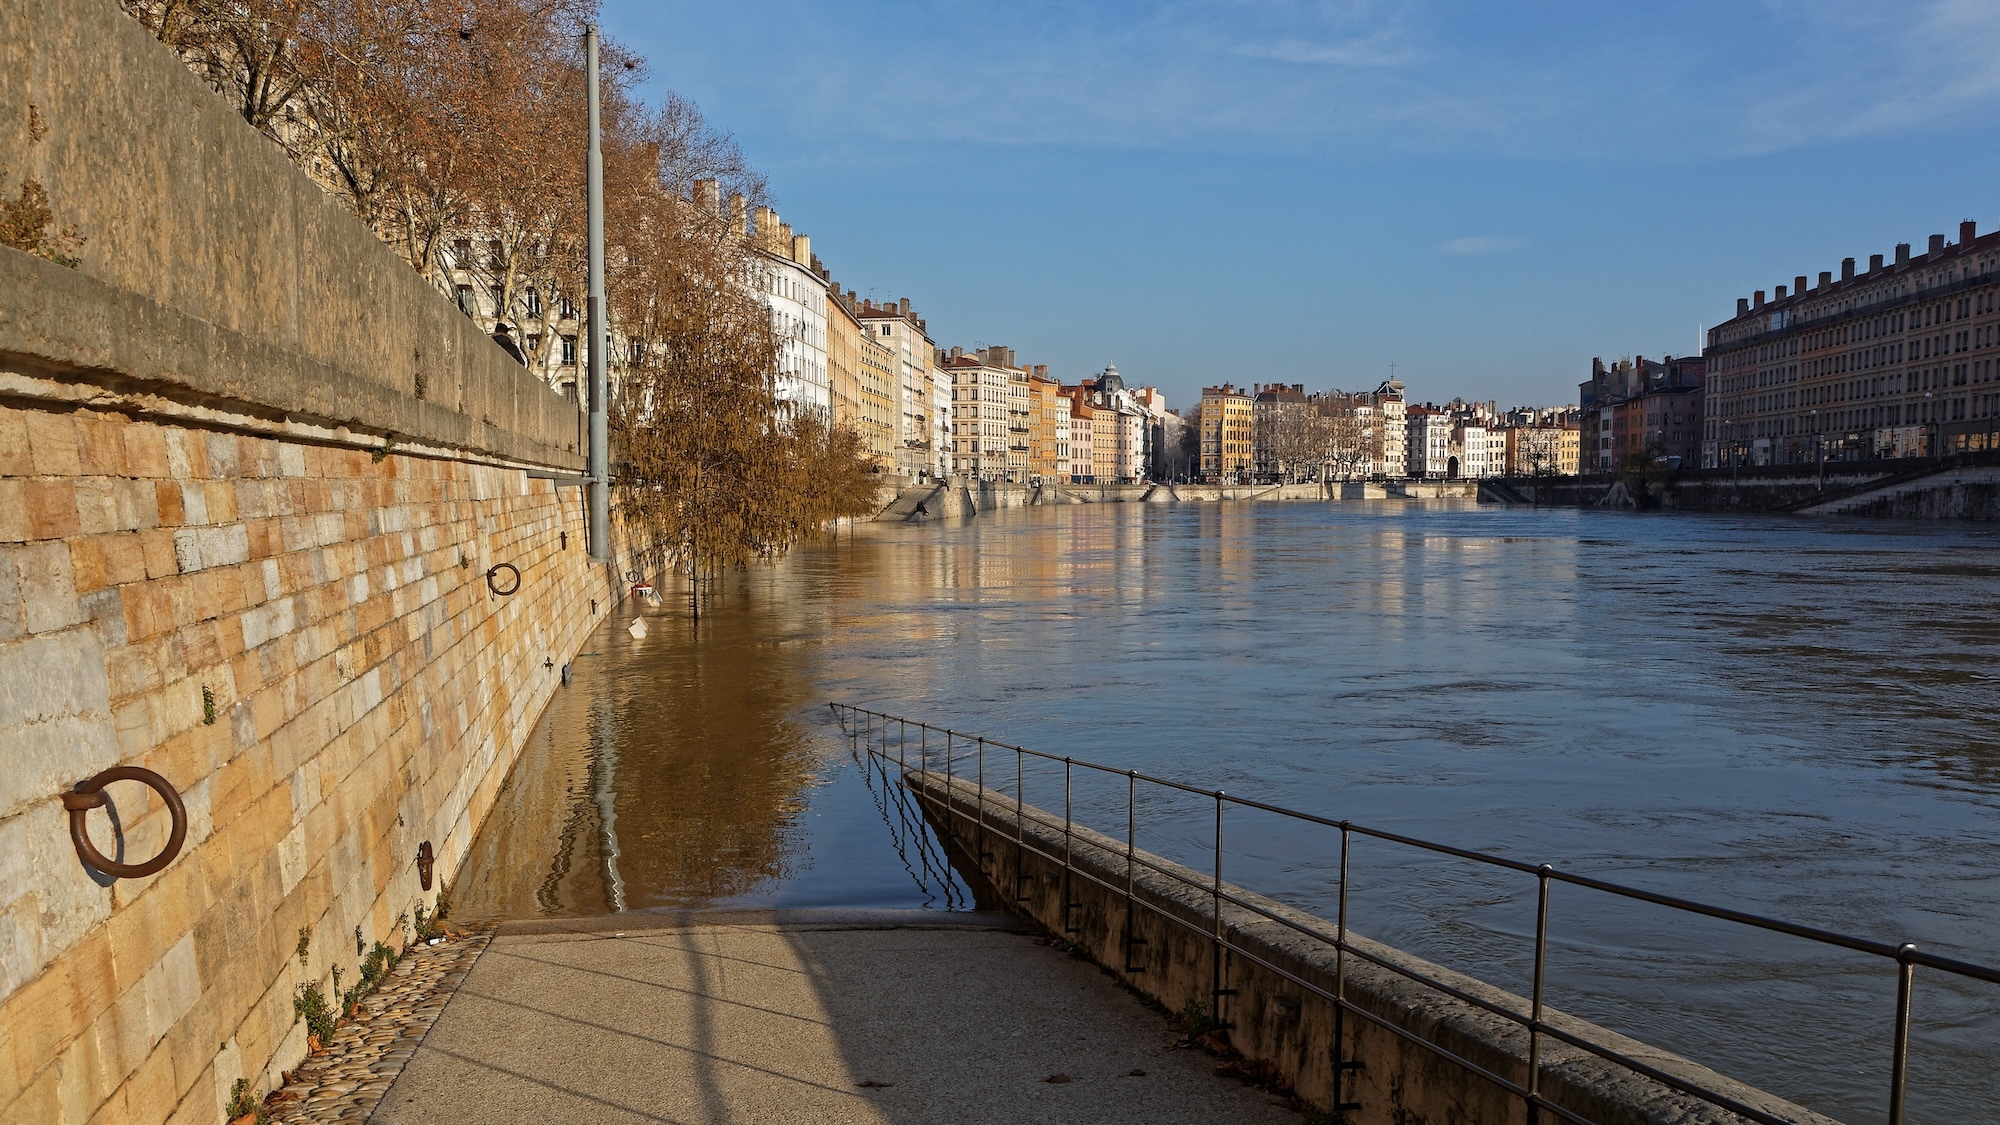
370, 910, 1300, 1125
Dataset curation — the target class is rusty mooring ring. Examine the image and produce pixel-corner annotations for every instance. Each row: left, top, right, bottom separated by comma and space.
63, 766, 187, 879
486, 562, 521, 596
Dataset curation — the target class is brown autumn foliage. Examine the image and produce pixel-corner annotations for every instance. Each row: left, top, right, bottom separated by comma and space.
122, 0, 876, 609
607, 183, 877, 617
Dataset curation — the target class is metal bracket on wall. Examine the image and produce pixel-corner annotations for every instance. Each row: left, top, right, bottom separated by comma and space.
416, 841, 435, 890
63, 766, 187, 879
487, 563, 521, 596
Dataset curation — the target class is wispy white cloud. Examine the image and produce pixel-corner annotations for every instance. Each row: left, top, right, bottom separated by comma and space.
1441, 235, 1523, 255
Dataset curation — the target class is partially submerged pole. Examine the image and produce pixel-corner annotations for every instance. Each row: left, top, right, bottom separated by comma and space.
585, 24, 610, 562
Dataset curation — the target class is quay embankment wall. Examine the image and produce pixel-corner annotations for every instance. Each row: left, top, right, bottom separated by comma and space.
1491, 453, 2000, 519
880, 478, 1478, 520
1, 5, 650, 1123
910, 772, 1833, 1125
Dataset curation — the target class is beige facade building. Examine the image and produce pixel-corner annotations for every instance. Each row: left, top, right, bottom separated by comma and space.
1199, 384, 1254, 480
826, 293, 898, 470
1028, 369, 1066, 483
1704, 219, 2000, 464
942, 347, 1017, 480
1068, 396, 1098, 482
856, 298, 942, 479
1503, 425, 1581, 476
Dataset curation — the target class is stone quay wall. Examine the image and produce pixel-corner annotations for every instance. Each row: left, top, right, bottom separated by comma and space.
1, 4, 648, 1123
909, 772, 1834, 1125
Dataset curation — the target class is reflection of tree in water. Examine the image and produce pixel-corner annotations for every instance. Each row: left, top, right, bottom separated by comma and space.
453, 583, 832, 916
605, 601, 822, 907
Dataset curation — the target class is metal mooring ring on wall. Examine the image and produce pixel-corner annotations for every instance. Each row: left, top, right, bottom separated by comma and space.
62, 766, 187, 879
486, 562, 521, 596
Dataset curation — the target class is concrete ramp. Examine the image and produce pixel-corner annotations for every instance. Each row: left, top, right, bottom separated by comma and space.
1478, 479, 1534, 505
1792, 464, 2000, 518
875, 483, 941, 521
373, 913, 1298, 1125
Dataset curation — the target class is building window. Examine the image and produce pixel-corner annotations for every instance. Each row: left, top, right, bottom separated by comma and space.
559, 295, 577, 319
526, 333, 542, 358
525, 287, 541, 316
561, 335, 578, 365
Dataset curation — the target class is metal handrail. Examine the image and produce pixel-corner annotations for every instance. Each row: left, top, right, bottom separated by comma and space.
830, 702, 2000, 1125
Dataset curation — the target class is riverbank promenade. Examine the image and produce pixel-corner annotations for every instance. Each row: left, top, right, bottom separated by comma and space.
368, 911, 1296, 1125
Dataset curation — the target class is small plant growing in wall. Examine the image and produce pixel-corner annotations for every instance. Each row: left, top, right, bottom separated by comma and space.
293, 979, 334, 1052
1, 106, 86, 268
202, 685, 217, 725
341, 942, 397, 1018
226, 1077, 269, 1125
413, 371, 428, 400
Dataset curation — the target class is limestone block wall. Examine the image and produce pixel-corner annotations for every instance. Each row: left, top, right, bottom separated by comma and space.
0, 4, 659, 1121
0, 394, 626, 1124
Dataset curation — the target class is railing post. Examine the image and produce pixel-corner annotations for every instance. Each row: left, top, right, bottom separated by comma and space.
976, 737, 989, 864
1889, 943, 1917, 1125
1123, 769, 1142, 972
1212, 790, 1231, 1029
1063, 758, 1076, 935
1333, 822, 1358, 1112
1529, 863, 1552, 1123
1015, 747, 1030, 902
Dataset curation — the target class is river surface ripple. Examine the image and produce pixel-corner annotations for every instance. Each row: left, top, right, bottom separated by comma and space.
455, 501, 2000, 1123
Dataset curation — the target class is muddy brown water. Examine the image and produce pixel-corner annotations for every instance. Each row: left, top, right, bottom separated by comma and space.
454, 501, 2000, 1123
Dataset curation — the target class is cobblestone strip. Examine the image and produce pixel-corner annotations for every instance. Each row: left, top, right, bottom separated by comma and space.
263, 930, 493, 1124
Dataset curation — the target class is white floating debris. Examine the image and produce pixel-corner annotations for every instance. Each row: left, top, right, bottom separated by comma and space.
628, 617, 648, 639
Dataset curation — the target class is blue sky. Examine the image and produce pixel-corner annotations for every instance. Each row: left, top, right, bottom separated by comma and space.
602, 0, 2000, 411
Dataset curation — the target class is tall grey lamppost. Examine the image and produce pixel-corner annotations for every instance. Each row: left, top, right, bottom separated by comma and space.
584, 25, 609, 562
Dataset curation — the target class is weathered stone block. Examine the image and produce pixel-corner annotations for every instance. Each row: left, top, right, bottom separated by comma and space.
15, 543, 87, 635
0, 409, 31, 477
0, 480, 28, 545
24, 412, 81, 477
26, 480, 81, 541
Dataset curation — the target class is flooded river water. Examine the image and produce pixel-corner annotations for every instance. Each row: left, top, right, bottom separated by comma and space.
453, 500, 2000, 1123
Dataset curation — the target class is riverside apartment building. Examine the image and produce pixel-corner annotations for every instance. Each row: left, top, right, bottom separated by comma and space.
1703, 219, 2000, 466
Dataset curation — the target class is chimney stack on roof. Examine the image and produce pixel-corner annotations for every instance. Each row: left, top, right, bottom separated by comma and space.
792, 233, 810, 266
1754, 290, 1766, 308
1737, 297, 1750, 316
1895, 244, 1910, 266
1774, 285, 1787, 300
1841, 257, 1856, 280
1930, 234, 1946, 254
694, 179, 720, 214
1795, 274, 1808, 293
1869, 253, 1884, 273
1961, 219, 1978, 244
728, 193, 747, 238
1819, 271, 1832, 288
899, 297, 911, 316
